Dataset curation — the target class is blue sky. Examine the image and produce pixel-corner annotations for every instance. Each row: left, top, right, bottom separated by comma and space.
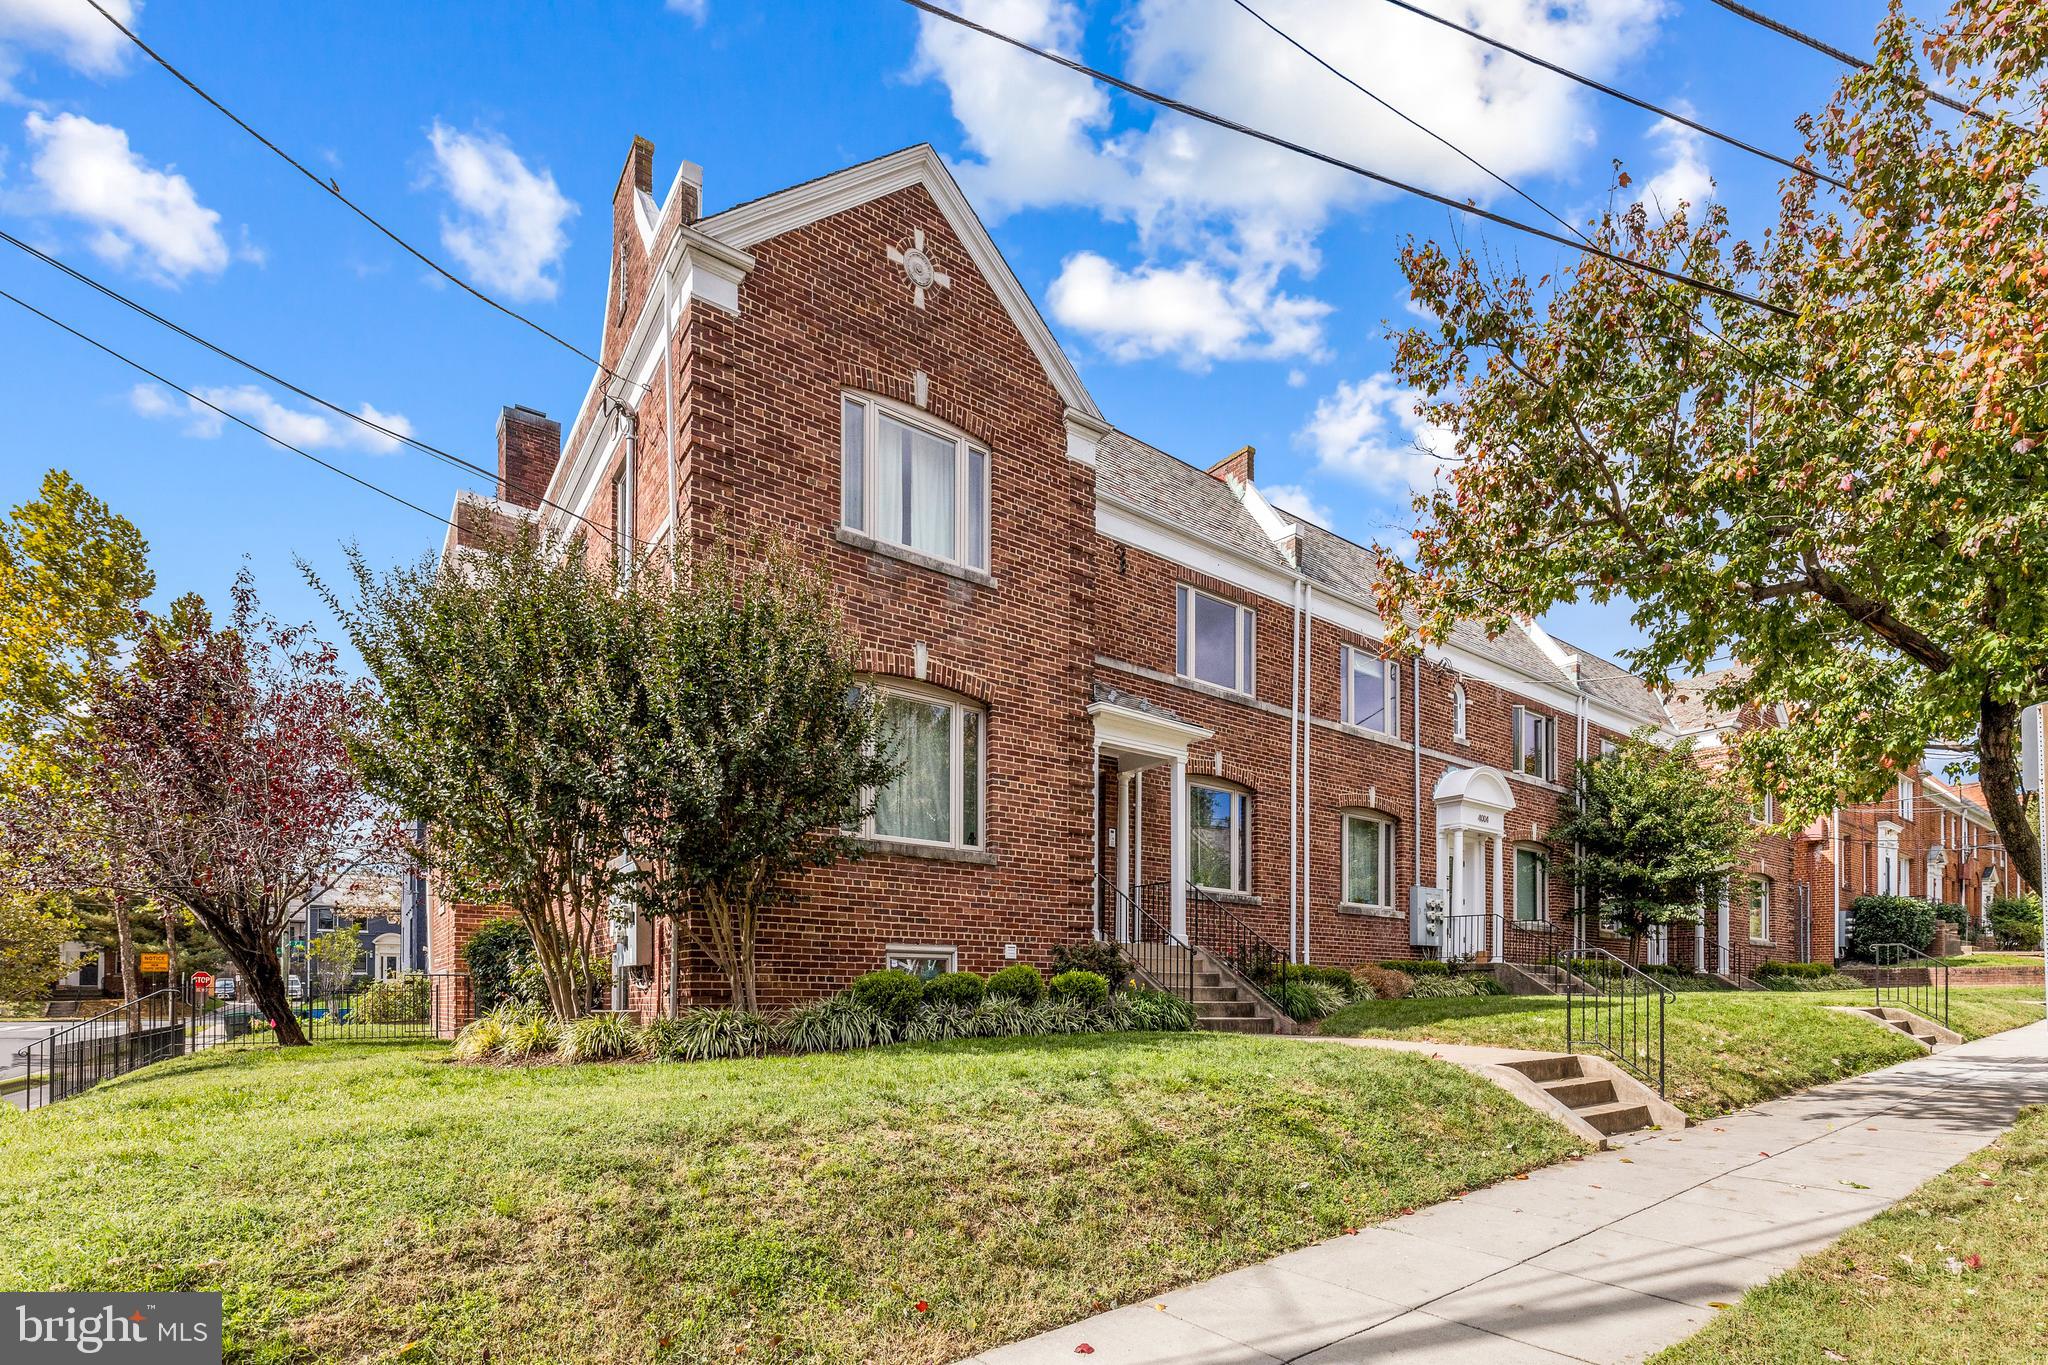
0, 0, 1908, 671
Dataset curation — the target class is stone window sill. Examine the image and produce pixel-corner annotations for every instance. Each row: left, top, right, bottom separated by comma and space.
1195, 888, 1261, 907
1337, 901, 1402, 919
835, 526, 996, 588
855, 836, 998, 867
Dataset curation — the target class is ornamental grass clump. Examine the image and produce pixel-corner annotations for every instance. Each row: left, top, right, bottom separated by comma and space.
499, 1011, 562, 1062
775, 995, 891, 1054
902, 1001, 975, 1043
558, 1012, 644, 1063
647, 1007, 770, 1062
1123, 987, 1195, 1031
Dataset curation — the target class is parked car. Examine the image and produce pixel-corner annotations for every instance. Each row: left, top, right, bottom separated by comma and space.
213, 977, 236, 1001
287, 974, 303, 1000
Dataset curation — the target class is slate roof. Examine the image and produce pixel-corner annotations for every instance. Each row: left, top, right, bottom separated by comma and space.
1662, 665, 1748, 734
1096, 428, 1673, 723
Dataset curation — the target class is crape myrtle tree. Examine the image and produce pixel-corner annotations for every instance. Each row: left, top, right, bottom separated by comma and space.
618, 543, 897, 1013
1552, 733, 1754, 964
1371, 0, 2048, 893
2, 574, 381, 1044
311, 526, 639, 1021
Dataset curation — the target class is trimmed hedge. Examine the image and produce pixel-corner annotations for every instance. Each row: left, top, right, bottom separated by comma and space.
1050, 941, 1132, 992
1846, 895, 1939, 959
986, 963, 1045, 1003
1382, 959, 1452, 977
849, 969, 925, 1024
1990, 895, 2042, 951
1048, 969, 1110, 1010
923, 971, 987, 1009
1756, 960, 1833, 980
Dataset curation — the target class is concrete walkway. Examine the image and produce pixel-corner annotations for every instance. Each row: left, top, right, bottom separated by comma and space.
967, 1020, 2048, 1365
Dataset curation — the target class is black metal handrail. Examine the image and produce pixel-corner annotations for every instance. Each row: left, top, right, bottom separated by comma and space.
1562, 945, 1670, 1096
12, 989, 183, 1110
1184, 882, 1287, 1010
1431, 912, 1491, 963
1871, 942, 1950, 1028
1121, 878, 1195, 1010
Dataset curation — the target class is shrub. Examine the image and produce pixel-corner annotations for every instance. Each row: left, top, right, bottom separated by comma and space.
1933, 902, 1969, 931
1642, 965, 1731, 992
558, 1012, 643, 1063
986, 963, 1045, 1003
1846, 895, 1939, 959
1353, 964, 1413, 1000
1048, 969, 1109, 1010
922, 971, 986, 1009
967, 998, 1037, 1037
902, 1001, 975, 1043
462, 917, 536, 1013
775, 995, 891, 1054
646, 1007, 769, 1061
499, 1011, 562, 1061
1269, 979, 1319, 1022
1273, 963, 1360, 1002
1123, 987, 1195, 1031
1024, 999, 1092, 1033
1407, 973, 1506, 999
849, 969, 925, 1024
1763, 968, 1868, 991
452, 1013, 505, 1062
1050, 940, 1132, 992
1755, 960, 1833, 980
1990, 895, 2043, 951
347, 972, 430, 1024
1384, 958, 1451, 976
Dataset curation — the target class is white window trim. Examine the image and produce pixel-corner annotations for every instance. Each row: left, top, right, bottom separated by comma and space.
1513, 844, 1549, 923
840, 392, 991, 575
1749, 876, 1772, 943
1188, 779, 1250, 894
1176, 584, 1255, 696
610, 451, 635, 574
1899, 777, 1916, 820
885, 944, 958, 978
1340, 811, 1395, 910
862, 680, 985, 852
1342, 645, 1399, 737
1512, 706, 1557, 782
1876, 821, 1902, 896
1451, 682, 1468, 744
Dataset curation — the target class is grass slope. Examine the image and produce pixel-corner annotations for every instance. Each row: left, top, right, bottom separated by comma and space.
1320, 987, 2043, 1119
1653, 1104, 2048, 1364
0, 1032, 1578, 1364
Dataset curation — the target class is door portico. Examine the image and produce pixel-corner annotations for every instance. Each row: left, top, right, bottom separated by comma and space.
1433, 766, 1516, 960
1089, 692, 1212, 943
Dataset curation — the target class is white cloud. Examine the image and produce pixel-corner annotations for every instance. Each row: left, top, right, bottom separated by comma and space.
0, 0, 137, 102
664, 0, 708, 19
1641, 106, 1714, 219
1047, 251, 1328, 365
1259, 481, 1332, 529
22, 111, 228, 281
1298, 373, 1453, 495
422, 122, 576, 302
912, 0, 1670, 368
130, 382, 412, 455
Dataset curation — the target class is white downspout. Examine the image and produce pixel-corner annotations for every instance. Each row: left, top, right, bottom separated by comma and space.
1412, 657, 1423, 915
1288, 578, 1303, 963
1300, 584, 1313, 964
663, 259, 682, 1020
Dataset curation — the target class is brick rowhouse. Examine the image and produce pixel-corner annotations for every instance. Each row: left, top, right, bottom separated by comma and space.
429, 140, 2013, 1014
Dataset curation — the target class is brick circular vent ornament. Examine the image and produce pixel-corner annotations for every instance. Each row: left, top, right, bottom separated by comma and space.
886, 228, 951, 309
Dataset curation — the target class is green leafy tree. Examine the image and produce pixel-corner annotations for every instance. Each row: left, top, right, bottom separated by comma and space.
0, 470, 155, 1001
306, 925, 362, 995
1373, 0, 2048, 893
0, 893, 79, 1004
618, 544, 897, 1012
1553, 734, 1753, 963
311, 526, 638, 1020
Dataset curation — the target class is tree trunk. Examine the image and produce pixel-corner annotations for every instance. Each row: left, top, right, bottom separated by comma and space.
1976, 695, 2042, 895
159, 901, 182, 1026
111, 892, 136, 1020
239, 945, 308, 1047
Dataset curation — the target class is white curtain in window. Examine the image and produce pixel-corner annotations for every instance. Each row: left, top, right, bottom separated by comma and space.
1347, 818, 1381, 905
875, 696, 952, 843
874, 415, 958, 561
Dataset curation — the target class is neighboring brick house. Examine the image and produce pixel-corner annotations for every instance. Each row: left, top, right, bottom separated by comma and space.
425, 139, 1996, 1011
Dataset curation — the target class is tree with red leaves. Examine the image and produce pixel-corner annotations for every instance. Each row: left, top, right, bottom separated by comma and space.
2, 573, 382, 1044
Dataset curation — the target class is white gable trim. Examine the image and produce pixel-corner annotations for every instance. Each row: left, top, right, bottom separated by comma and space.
698, 144, 1101, 422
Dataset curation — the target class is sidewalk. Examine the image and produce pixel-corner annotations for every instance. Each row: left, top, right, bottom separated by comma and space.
967, 1020, 2048, 1365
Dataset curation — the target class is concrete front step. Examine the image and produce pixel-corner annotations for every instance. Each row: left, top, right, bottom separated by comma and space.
1196, 998, 1257, 1019
1576, 1099, 1656, 1136
1196, 1014, 1278, 1034
1541, 1076, 1618, 1109
1856, 1006, 1964, 1051
1501, 1052, 1685, 1144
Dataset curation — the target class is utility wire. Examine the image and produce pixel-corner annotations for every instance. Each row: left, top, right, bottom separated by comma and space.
81, 0, 645, 395
1364, 0, 1845, 191
1708, 0, 1992, 125
0, 228, 642, 553
0, 285, 453, 529
898, 0, 1795, 319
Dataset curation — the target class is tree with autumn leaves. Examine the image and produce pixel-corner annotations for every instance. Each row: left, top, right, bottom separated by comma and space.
1375, 0, 2048, 891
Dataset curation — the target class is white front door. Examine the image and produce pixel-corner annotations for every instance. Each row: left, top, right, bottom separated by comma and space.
1643, 924, 1669, 966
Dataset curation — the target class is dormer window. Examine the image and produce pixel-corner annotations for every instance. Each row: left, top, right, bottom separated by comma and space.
841, 395, 990, 573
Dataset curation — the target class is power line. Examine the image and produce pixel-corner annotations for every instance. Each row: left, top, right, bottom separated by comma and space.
1707, 0, 1991, 125
898, 0, 1795, 319
0, 227, 641, 553
81, 0, 645, 395
0, 284, 453, 529
1364, 0, 1846, 191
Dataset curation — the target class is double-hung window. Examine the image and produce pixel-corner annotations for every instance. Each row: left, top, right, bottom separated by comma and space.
610, 457, 634, 576
1342, 813, 1393, 909
865, 685, 984, 850
1748, 876, 1772, 942
1898, 777, 1916, 820
1512, 706, 1558, 781
1176, 586, 1254, 694
1344, 646, 1399, 736
1515, 847, 1549, 923
1189, 782, 1250, 893
841, 395, 990, 573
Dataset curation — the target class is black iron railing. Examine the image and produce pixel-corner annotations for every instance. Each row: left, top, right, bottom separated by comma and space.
1184, 883, 1286, 1009
1430, 912, 1492, 963
1121, 878, 1195, 1010
10, 972, 474, 1111
1563, 945, 1670, 1095
1872, 942, 1950, 1028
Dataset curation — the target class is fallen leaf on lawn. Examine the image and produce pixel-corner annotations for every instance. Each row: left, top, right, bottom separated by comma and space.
1826, 1351, 1848, 1361
1075, 1346, 1095, 1355
1619, 1158, 1634, 1164
1965, 1254, 1983, 1270
1515, 1173, 1530, 1181
914, 1302, 929, 1313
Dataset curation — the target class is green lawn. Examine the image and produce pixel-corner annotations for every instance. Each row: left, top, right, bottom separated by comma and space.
1320, 987, 2043, 1120
1653, 1104, 2048, 1364
0, 1032, 1579, 1364
1916, 952, 2042, 969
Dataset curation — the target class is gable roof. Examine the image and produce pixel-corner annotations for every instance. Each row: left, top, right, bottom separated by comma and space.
696, 144, 1101, 423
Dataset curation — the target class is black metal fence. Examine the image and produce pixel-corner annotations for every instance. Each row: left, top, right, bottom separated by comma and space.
1871, 942, 1950, 1028
1184, 883, 1285, 1005
1563, 945, 1670, 1095
9, 972, 473, 1111
1119, 877, 1196, 1009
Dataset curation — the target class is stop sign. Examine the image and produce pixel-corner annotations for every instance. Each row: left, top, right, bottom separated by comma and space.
191, 971, 214, 996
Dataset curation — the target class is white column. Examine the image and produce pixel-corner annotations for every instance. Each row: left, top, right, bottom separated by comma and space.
1169, 756, 1189, 943
1116, 772, 1134, 941
1491, 832, 1506, 962
1451, 830, 1467, 954
1717, 889, 1731, 976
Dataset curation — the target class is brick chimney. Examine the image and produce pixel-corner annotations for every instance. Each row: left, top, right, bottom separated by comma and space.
1207, 444, 1255, 486
496, 405, 561, 511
